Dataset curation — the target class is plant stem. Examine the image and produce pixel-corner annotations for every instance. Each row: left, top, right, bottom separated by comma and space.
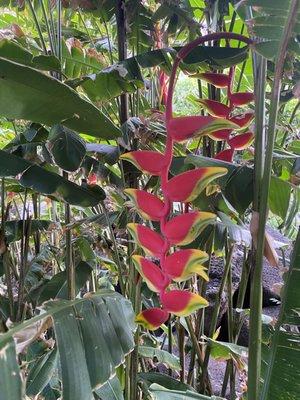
221, 248, 250, 396
116, 0, 129, 124
252, 54, 267, 210
200, 244, 234, 392
26, 0, 47, 54
100, 203, 125, 295
226, 244, 235, 400
248, 2, 299, 398
1, 179, 14, 321
177, 322, 185, 382
39, 0, 55, 54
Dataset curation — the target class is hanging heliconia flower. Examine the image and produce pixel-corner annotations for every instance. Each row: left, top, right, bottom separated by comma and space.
194, 68, 255, 162
123, 32, 252, 330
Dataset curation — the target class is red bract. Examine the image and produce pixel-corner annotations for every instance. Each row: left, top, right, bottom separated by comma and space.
135, 308, 169, 330
120, 151, 165, 176
228, 131, 254, 150
163, 211, 216, 246
87, 172, 97, 185
195, 72, 230, 88
208, 129, 232, 141
197, 99, 231, 118
132, 255, 168, 292
127, 223, 165, 257
161, 290, 208, 316
124, 189, 165, 221
229, 112, 254, 128
168, 115, 215, 142
165, 167, 227, 202
164, 249, 208, 282
215, 148, 235, 162
229, 92, 254, 107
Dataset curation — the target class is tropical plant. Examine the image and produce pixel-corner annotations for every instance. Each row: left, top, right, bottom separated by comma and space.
0, 1, 299, 399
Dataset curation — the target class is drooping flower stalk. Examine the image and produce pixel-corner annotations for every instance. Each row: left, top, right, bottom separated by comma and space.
123, 32, 253, 329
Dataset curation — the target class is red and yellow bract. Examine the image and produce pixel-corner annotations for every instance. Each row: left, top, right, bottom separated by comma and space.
124, 189, 165, 221
165, 167, 227, 202
123, 32, 252, 330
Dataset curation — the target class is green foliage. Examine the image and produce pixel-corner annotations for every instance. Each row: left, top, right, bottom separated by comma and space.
0, 1, 299, 399
261, 229, 300, 399
48, 125, 86, 172
0, 292, 136, 400
0, 149, 105, 206
239, 0, 300, 59
0, 57, 120, 139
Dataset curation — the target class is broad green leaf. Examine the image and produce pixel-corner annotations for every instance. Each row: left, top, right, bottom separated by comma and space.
4, 123, 49, 151
41, 384, 61, 400
269, 177, 291, 220
0, 340, 23, 400
81, 45, 250, 101
82, 58, 144, 102
240, 0, 300, 59
224, 165, 253, 214
48, 125, 86, 172
179, 45, 250, 70
0, 39, 61, 71
217, 212, 251, 246
138, 346, 181, 370
0, 291, 136, 400
261, 229, 300, 400
0, 57, 120, 139
26, 347, 58, 396
138, 372, 196, 393
288, 140, 300, 155
86, 143, 119, 165
207, 338, 247, 368
149, 383, 225, 399
0, 149, 105, 206
94, 375, 124, 400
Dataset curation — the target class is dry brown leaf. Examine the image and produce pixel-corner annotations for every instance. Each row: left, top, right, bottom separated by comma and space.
250, 211, 279, 267
7, 317, 52, 354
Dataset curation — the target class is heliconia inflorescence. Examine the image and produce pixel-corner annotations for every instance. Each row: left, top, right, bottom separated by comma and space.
122, 32, 253, 330
194, 66, 255, 162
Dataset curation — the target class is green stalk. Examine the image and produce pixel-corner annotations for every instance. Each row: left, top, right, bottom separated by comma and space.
252, 55, 267, 210
26, 0, 47, 54
56, 0, 62, 64
226, 246, 235, 400
1, 179, 14, 321
187, 229, 214, 385
129, 277, 141, 400
177, 322, 185, 382
48, 0, 57, 51
39, 0, 55, 54
200, 244, 234, 392
248, 2, 299, 398
185, 316, 212, 394
65, 198, 75, 300
54, 0, 74, 300
221, 249, 250, 396
167, 318, 173, 376
100, 203, 125, 296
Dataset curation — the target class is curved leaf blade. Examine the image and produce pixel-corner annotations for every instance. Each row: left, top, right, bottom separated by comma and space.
0, 57, 120, 139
